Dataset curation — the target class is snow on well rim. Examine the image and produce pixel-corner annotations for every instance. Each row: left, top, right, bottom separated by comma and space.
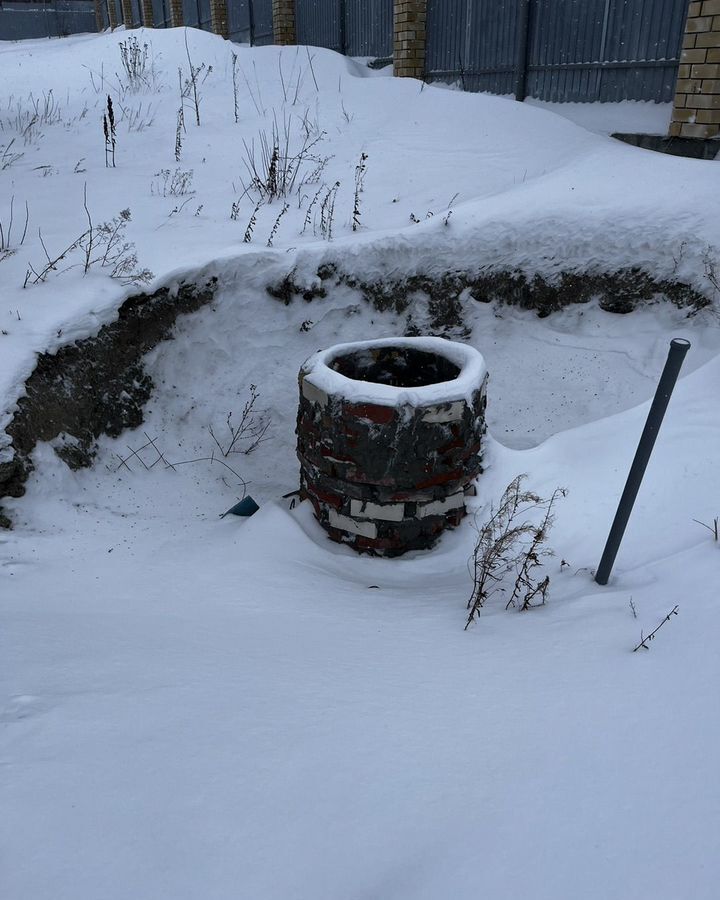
300, 336, 488, 407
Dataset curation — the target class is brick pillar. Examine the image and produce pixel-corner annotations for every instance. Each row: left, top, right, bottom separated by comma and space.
169, 0, 184, 27
106, 0, 118, 29
670, 0, 720, 138
272, 0, 296, 46
394, 0, 427, 79
120, 0, 137, 28
94, 0, 105, 31
210, 0, 229, 38
141, 0, 154, 26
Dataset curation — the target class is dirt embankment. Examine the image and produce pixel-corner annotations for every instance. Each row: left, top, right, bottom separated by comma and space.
0, 278, 217, 528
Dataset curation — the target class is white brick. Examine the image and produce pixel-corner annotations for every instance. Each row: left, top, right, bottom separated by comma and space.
417, 491, 465, 519
328, 509, 378, 538
301, 377, 329, 408
350, 498, 406, 522
421, 400, 465, 423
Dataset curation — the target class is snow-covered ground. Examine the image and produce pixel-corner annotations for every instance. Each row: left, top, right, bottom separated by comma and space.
527, 97, 673, 136
1, 28, 720, 900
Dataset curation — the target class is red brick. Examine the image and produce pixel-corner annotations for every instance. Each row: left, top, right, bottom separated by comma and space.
415, 468, 465, 490
343, 402, 396, 425
305, 483, 344, 511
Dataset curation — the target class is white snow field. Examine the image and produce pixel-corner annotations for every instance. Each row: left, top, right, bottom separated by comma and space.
1, 28, 720, 900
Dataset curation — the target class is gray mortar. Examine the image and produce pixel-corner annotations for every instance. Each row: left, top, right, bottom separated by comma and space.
0, 278, 217, 527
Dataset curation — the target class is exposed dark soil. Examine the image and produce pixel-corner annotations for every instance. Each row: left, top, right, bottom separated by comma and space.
267, 264, 709, 337
0, 278, 217, 526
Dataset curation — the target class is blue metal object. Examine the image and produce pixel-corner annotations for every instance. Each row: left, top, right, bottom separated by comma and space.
221, 496, 259, 518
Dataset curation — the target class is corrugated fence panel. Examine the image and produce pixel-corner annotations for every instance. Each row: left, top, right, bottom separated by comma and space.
600, 0, 687, 102
428, 0, 685, 103
527, 0, 685, 103
296, 0, 391, 56
251, 0, 273, 44
182, 0, 212, 30
296, 0, 342, 52
228, 0, 273, 45
228, 0, 251, 42
527, 0, 607, 102
150, 0, 171, 27
426, 0, 467, 83
465, 0, 519, 95
0, 0, 96, 39
345, 0, 392, 58
427, 0, 519, 94
130, 0, 142, 26
1, 0, 688, 104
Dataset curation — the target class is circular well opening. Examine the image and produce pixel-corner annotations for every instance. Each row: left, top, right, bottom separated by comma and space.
330, 346, 461, 389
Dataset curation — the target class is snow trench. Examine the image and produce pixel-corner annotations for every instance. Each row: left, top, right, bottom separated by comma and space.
0, 256, 709, 527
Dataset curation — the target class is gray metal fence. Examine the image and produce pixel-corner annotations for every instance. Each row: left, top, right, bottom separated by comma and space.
2, 0, 272, 42
2, 0, 687, 103
296, 0, 392, 58
150, 0, 171, 28
0, 0, 96, 40
425, 0, 687, 102
425, 0, 519, 94
228, 0, 273, 45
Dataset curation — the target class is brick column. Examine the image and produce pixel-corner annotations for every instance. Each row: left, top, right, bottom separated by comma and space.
120, 0, 137, 28
394, 0, 427, 79
141, 0, 154, 26
272, 0, 296, 46
169, 0, 184, 27
106, 0, 118, 29
94, 0, 105, 31
670, 0, 720, 138
210, 0, 229, 38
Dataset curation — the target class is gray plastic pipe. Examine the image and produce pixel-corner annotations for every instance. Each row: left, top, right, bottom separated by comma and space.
595, 338, 691, 586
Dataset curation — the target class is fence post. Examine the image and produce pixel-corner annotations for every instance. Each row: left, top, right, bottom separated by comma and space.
339, 0, 347, 54
141, 0, 154, 26
168, 0, 183, 26
94, 0, 105, 31
248, 0, 256, 44
272, 0, 296, 45
394, 0, 427, 78
670, 0, 720, 138
514, 0, 532, 101
106, 0, 118, 28
210, 0, 229, 38
120, 0, 137, 28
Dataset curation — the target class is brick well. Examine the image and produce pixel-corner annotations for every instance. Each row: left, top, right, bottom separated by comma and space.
296, 337, 488, 557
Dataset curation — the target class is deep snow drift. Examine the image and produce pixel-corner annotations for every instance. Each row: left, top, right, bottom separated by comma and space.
1, 28, 720, 900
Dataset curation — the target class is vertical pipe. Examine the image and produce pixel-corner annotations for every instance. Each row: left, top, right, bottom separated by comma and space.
596, 0, 611, 100
248, 0, 256, 45
339, 0, 347, 53
515, 0, 531, 101
595, 338, 691, 586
